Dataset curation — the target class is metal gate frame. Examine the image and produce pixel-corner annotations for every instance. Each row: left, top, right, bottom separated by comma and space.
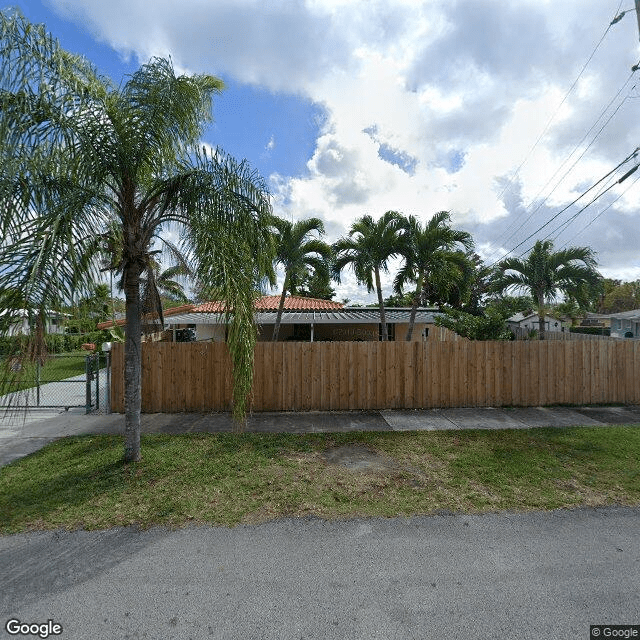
0, 352, 108, 413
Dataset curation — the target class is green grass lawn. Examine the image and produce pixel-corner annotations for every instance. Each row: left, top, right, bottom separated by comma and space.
0, 351, 90, 395
1, 426, 639, 534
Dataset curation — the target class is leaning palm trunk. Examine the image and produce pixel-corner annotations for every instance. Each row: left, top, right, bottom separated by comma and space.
374, 267, 389, 341
272, 276, 289, 341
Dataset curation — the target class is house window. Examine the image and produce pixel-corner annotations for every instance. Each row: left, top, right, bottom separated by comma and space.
292, 324, 311, 341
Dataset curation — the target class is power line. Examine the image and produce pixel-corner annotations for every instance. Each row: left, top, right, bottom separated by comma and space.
542, 177, 621, 246
555, 172, 640, 249
492, 1, 625, 209
490, 72, 637, 259
489, 148, 639, 265
544, 157, 640, 245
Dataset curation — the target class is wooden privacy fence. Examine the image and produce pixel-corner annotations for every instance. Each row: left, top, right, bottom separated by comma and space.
513, 330, 618, 341
110, 339, 640, 413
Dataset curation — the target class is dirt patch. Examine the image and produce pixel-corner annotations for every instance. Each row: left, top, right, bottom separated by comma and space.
322, 444, 422, 475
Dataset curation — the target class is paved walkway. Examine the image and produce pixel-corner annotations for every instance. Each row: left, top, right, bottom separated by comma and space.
2, 404, 640, 468
0, 368, 109, 412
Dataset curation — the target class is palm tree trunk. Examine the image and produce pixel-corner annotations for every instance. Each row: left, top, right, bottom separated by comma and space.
123, 263, 142, 462
536, 293, 546, 341
405, 272, 424, 341
272, 274, 289, 341
374, 267, 388, 341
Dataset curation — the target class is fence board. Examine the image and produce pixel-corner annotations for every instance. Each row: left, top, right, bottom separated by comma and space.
109, 339, 640, 413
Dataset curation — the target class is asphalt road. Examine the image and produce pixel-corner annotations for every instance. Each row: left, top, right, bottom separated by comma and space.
1, 507, 639, 639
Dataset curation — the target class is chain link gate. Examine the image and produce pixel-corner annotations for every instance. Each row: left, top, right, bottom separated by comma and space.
0, 352, 108, 413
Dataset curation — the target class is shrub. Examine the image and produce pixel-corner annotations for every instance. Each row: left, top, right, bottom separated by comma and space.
1, 331, 111, 355
435, 309, 513, 341
569, 326, 610, 336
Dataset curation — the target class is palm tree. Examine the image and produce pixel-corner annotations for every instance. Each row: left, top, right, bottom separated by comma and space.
153, 264, 190, 303
95, 221, 192, 317
270, 216, 332, 341
395, 211, 473, 341
492, 240, 601, 340
0, 11, 273, 461
332, 211, 403, 341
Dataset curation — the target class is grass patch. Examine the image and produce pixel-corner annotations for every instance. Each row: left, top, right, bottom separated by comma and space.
0, 351, 89, 395
1, 426, 640, 533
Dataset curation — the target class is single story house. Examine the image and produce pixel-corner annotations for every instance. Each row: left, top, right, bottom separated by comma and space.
608, 309, 640, 338
0, 308, 70, 336
99, 296, 441, 342
168, 296, 440, 342
507, 312, 569, 336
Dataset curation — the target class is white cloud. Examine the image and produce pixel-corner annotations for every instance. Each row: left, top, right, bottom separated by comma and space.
49, 0, 640, 298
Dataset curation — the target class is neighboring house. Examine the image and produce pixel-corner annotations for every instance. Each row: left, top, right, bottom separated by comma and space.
0, 308, 70, 336
98, 296, 441, 342
579, 312, 611, 329
608, 309, 640, 338
507, 312, 568, 336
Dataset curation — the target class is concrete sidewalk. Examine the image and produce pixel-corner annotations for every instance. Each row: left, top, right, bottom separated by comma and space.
2, 404, 640, 467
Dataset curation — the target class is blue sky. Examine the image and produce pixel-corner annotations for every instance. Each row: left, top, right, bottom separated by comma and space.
8, 1, 640, 301
17, 1, 325, 183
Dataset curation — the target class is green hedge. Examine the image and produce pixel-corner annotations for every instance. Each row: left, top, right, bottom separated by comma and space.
569, 326, 611, 336
0, 330, 110, 355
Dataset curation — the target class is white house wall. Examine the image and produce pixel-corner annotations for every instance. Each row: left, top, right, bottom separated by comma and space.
195, 324, 226, 342
610, 317, 640, 338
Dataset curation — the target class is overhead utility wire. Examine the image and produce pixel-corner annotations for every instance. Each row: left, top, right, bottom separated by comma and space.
489, 148, 640, 266
546, 160, 640, 244
541, 177, 622, 246
492, 71, 637, 254
556, 172, 640, 249
517, 155, 639, 257
492, 2, 623, 209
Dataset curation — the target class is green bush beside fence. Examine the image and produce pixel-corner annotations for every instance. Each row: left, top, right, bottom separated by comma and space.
0, 330, 110, 355
569, 326, 611, 336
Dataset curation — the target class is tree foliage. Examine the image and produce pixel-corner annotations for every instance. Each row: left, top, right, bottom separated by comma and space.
435, 308, 513, 341
492, 240, 601, 340
598, 279, 640, 313
270, 216, 332, 340
394, 211, 473, 340
333, 211, 403, 341
0, 10, 273, 460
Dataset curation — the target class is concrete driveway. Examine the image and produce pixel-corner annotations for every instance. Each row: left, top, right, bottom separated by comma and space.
1, 507, 638, 639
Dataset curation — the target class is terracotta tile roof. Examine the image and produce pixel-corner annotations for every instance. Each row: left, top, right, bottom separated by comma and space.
191, 300, 227, 313
255, 295, 343, 311
97, 297, 343, 329
96, 303, 196, 329
193, 295, 343, 313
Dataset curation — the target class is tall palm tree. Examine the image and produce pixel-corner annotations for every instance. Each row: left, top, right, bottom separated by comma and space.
0, 11, 273, 461
270, 216, 332, 341
492, 240, 601, 340
395, 211, 473, 341
332, 211, 403, 341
